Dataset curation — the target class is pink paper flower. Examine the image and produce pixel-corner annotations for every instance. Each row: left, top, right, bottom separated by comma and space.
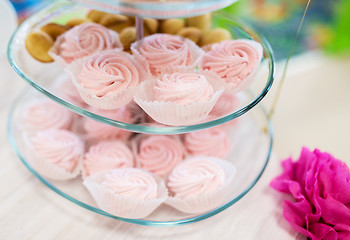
270, 148, 350, 240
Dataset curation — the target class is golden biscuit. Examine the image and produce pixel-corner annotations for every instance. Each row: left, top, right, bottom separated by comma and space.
120, 27, 137, 50
25, 31, 54, 63
200, 28, 231, 46
40, 23, 68, 40
177, 27, 202, 44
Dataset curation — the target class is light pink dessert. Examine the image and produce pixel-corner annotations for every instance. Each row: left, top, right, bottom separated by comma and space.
201, 40, 263, 92
135, 135, 185, 177
84, 140, 134, 177
27, 129, 84, 180
166, 156, 236, 214
50, 23, 122, 64
83, 107, 132, 142
66, 50, 142, 109
21, 99, 73, 133
131, 34, 203, 75
168, 157, 225, 199
184, 127, 230, 158
83, 168, 168, 218
154, 72, 214, 105
101, 168, 158, 200
133, 70, 224, 126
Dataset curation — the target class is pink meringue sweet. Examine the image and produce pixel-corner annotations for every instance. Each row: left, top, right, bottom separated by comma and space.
83, 168, 168, 218
22, 99, 73, 133
135, 135, 185, 177
132, 34, 203, 75
78, 50, 140, 97
84, 140, 134, 177
30, 129, 84, 172
184, 127, 230, 158
101, 168, 158, 200
50, 23, 122, 64
83, 107, 132, 142
168, 157, 225, 199
201, 40, 262, 92
154, 72, 214, 105
66, 50, 142, 109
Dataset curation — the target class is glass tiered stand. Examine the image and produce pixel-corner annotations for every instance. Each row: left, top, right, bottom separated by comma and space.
7, 0, 275, 226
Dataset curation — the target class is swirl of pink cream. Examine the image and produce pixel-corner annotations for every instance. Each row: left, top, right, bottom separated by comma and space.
168, 158, 225, 199
22, 99, 72, 132
78, 51, 140, 98
30, 129, 84, 172
136, 136, 185, 177
84, 107, 132, 141
84, 140, 134, 176
184, 127, 230, 158
136, 34, 193, 75
153, 72, 214, 105
101, 168, 158, 200
54, 23, 122, 64
201, 40, 262, 91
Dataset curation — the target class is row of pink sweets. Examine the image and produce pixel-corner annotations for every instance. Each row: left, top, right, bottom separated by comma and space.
20, 97, 238, 218
47, 22, 262, 126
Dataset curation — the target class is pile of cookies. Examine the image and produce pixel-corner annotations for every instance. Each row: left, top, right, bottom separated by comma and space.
25, 10, 232, 62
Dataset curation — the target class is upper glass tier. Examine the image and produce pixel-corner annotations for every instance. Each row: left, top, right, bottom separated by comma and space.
70, 0, 239, 18
8, 1, 275, 134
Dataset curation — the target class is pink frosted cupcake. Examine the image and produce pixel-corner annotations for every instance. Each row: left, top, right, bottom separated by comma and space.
133, 135, 185, 178
50, 22, 122, 66
66, 50, 142, 110
20, 99, 73, 134
83, 168, 168, 219
134, 70, 224, 126
184, 127, 230, 158
25, 129, 84, 180
166, 156, 236, 214
83, 140, 134, 177
201, 39, 263, 92
131, 34, 204, 76
83, 107, 133, 143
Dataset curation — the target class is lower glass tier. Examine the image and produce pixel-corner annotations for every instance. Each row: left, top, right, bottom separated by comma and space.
8, 87, 273, 226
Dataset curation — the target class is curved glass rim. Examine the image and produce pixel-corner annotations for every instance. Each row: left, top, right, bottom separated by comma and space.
7, 88, 274, 226
70, 0, 238, 19
7, 1, 275, 135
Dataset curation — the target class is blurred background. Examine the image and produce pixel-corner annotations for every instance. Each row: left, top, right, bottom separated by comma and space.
9, 0, 350, 59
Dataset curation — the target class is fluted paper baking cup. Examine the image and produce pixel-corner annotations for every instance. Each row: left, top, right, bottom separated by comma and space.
133, 72, 224, 126
83, 169, 169, 219
65, 58, 140, 110
23, 133, 83, 181
165, 156, 236, 214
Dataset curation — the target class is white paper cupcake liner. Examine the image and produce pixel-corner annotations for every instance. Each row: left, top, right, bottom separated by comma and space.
23, 133, 83, 181
165, 156, 236, 214
133, 71, 224, 126
131, 35, 204, 76
83, 169, 169, 219
65, 57, 140, 110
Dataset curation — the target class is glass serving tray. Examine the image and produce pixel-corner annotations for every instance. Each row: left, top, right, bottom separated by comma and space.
7, 1, 275, 135
8, 87, 273, 226
70, 0, 239, 18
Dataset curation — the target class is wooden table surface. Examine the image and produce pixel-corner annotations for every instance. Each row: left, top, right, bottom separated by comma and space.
1, 51, 349, 240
